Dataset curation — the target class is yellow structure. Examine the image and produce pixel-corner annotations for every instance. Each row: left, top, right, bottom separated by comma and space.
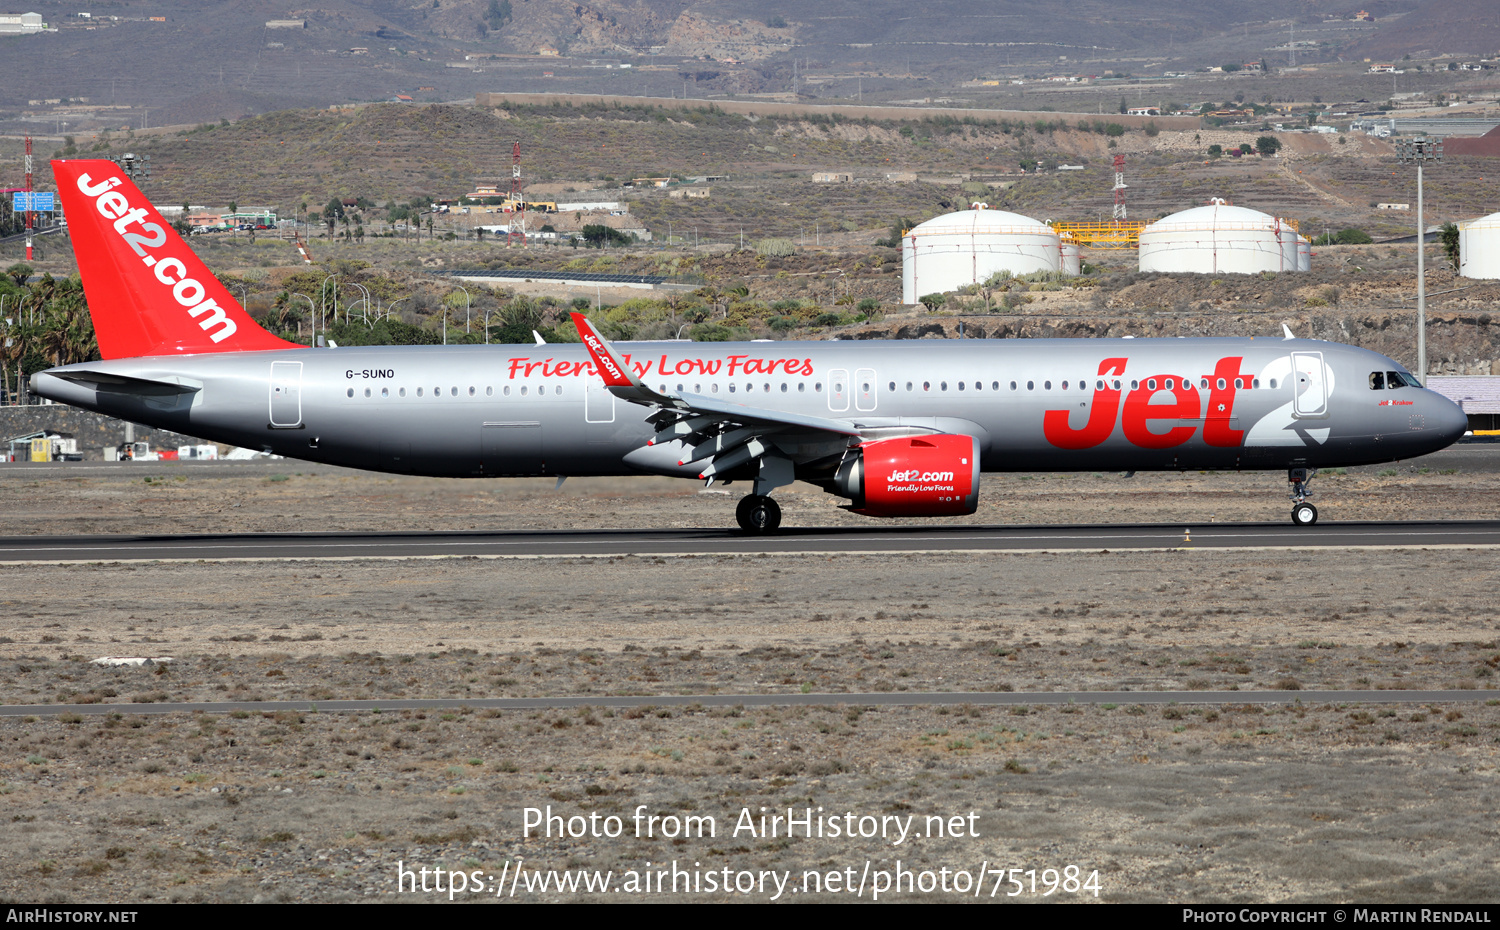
1049, 217, 1297, 250
1049, 220, 1147, 250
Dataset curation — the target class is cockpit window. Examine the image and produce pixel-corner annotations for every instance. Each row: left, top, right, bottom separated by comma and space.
1370, 371, 1385, 390
1386, 370, 1417, 389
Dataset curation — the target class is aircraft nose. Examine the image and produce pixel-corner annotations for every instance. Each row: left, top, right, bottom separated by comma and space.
1429, 391, 1469, 446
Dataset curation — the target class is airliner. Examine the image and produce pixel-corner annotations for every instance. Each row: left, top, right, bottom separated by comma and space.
30, 159, 1468, 532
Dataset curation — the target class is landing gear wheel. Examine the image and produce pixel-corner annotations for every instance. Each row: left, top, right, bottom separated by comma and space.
735, 495, 782, 534
1291, 502, 1318, 527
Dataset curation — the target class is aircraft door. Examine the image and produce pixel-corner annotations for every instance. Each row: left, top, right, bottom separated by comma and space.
855, 368, 877, 411
828, 368, 850, 412
1291, 351, 1329, 418
269, 360, 303, 428
584, 379, 615, 423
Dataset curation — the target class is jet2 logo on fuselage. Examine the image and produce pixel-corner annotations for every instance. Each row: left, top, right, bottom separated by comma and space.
1043, 356, 1260, 451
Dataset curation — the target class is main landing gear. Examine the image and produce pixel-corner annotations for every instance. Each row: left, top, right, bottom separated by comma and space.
735, 494, 782, 534
1289, 468, 1318, 526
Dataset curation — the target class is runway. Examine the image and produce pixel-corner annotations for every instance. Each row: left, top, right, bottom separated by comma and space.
2, 519, 1500, 562
2, 689, 1493, 717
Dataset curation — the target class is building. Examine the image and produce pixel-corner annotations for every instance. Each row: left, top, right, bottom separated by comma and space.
812, 172, 852, 183
0, 11, 46, 34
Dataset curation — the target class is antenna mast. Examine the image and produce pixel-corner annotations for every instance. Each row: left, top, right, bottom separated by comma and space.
24, 135, 33, 261
1112, 153, 1127, 221
507, 140, 526, 246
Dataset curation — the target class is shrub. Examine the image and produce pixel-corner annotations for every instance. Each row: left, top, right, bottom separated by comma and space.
755, 237, 796, 258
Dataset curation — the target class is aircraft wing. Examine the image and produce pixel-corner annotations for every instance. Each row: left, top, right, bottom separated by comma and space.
570, 311, 858, 481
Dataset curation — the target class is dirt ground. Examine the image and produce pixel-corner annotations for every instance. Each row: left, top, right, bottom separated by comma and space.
2, 464, 1500, 904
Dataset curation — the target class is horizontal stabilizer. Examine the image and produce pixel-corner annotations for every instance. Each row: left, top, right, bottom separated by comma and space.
49, 370, 200, 397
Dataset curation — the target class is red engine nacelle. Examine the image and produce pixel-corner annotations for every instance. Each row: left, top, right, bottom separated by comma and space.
832, 434, 981, 518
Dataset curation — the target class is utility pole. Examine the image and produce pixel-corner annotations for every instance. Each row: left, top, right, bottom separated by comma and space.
1395, 135, 1443, 385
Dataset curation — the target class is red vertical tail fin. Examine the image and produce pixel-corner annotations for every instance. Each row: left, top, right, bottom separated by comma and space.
52, 159, 301, 359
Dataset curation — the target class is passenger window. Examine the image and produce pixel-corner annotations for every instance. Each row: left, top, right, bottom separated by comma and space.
417, 387, 423, 397
1026, 381, 1034, 391
381, 387, 389, 397
468, 386, 475, 396
347, 388, 354, 398
400, 387, 407, 397
958, 382, 965, 391
1370, 371, 1385, 390
486, 386, 493, 396
364, 388, 371, 398
1043, 381, 1051, 390
923, 381, 931, 392
520, 386, 528, 396
941, 381, 948, 391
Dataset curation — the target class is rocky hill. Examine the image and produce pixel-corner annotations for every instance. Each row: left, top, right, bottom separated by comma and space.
1347, 0, 1500, 59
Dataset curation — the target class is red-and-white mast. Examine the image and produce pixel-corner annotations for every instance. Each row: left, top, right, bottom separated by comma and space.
24, 135, 34, 261
507, 140, 526, 246
1112, 153, 1127, 222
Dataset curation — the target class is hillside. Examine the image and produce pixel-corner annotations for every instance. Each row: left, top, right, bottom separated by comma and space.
0, 0, 1438, 132
1348, 0, 1500, 59
12, 98, 1496, 245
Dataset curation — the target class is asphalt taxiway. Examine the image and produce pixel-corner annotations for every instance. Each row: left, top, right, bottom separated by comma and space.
1, 519, 1499, 563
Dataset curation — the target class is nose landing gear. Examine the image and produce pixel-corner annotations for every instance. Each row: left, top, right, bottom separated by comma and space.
735, 495, 782, 533
1289, 468, 1318, 526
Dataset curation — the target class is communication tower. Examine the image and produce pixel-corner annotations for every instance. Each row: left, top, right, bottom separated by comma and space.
507, 140, 526, 246
1112, 154, 1127, 221
24, 136, 33, 261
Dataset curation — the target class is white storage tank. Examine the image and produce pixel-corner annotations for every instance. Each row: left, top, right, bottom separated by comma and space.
1297, 235, 1311, 272
1459, 212, 1500, 279
1060, 240, 1082, 276
1138, 200, 1298, 274
902, 207, 1060, 304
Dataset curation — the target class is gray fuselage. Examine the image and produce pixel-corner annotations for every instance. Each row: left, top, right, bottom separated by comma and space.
32, 337, 1468, 481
